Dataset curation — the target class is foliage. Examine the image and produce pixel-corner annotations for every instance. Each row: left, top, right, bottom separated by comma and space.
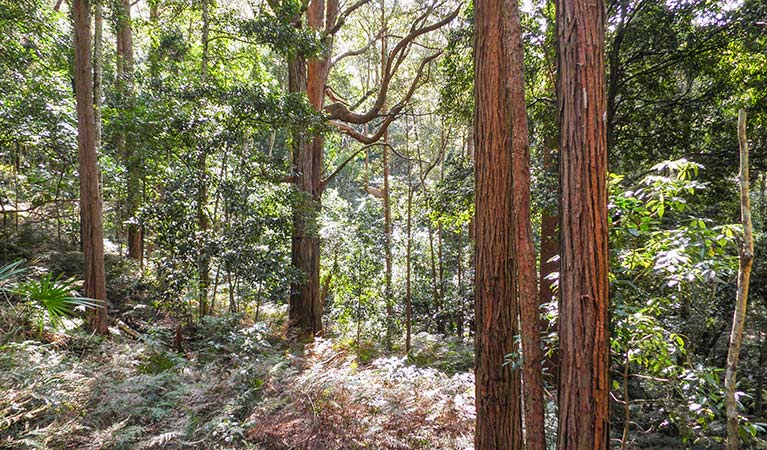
1, 260, 104, 334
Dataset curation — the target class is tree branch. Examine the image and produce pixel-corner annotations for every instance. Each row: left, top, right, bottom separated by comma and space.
325, 5, 459, 124
330, 31, 382, 68
320, 144, 375, 190
327, 0, 374, 35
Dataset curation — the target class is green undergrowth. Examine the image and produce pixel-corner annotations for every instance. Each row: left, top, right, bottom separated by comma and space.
0, 303, 481, 450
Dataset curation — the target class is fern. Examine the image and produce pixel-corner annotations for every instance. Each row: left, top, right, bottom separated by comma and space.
136, 430, 183, 449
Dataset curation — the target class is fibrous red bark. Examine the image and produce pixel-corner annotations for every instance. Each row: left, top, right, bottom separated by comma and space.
555, 0, 610, 445
73, 0, 108, 334
473, 0, 523, 447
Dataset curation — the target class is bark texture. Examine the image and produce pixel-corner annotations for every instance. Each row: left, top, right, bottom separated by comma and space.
724, 109, 754, 450
74, 0, 108, 334
473, 0, 523, 447
287, 47, 323, 338
555, 0, 610, 445
504, 1, 546, 448
287, 0, 335, 338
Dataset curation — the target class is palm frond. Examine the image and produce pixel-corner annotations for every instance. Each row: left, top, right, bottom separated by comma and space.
15, 273, 105, 328
0, 259, 27, 290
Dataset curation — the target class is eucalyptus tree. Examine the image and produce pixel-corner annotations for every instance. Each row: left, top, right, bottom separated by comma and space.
113, 0, 142, 262
556, 0, 610, 446
254, 0, 460, 339
473, 0, 523, 446
73, 0, 108, 334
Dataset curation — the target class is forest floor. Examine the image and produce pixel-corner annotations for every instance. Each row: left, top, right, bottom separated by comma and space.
0, 246, 746, 450
0, 301, 480, 450
0, 300, 745, 450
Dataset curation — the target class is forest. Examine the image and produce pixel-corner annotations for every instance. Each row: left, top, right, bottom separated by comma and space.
0, 0, 765, 448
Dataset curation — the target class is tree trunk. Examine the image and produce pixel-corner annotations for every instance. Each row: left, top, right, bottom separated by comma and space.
555, 0, 610, 444
115, 0, 142, 262
473, 0, 523, 447
606, 0, 628, 152
197, 0, 211, 317
428, 221, 441, 332
504, 0, 546, 448
539, 145, 559, 376
74, 0, 108, 334
93, 0, 103, 152
621, 344, 631, 450
287, 0, 334, 339
289, 0, 343, 339
406, 168, 413, 352
456, 226, 464, 337
539, 148, 559, 310
201, 0, 209, 82
725, 109, 754, 450
379, 3, 395, 348
383, 130, 394, 348
197, 147, 210, 317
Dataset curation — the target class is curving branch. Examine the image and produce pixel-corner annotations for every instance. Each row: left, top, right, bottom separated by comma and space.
330, 31, 382, 68
327, 0, 375, 35
329, 116, 396, 144
327, 49, 442, 124
321, 142, 387, 190
324, 5, 459, 124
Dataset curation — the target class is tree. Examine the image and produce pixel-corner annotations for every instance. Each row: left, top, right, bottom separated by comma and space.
555, 0, 610, 446
473, 0, 523, 447
197, 0, 211, 317
280, 0, 459, 339
115, 0, 142, 262
73, 0, 108, 334
505, 1, 546, 448
724, 109, 754, 450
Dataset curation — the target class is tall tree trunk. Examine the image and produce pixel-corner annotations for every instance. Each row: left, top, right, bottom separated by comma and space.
383, 130, 394, 347
116, 0, 142, 262
197, 147, 210, 317
201, 0, 209, 82
606, 0, 627, 152
456, 226, 464, 337
288, 0, 336, 338
725, 109, 754, 450
539, 144, 559, 376
505, 0, 546, 448
539, 148, 559, 310
555, 0, 610, 444
437, 132, 446, 334
379, 2, 395, 348
427, 221, 441, 331
437, 224, 445, 332
74, 0, 108, 334
405, 165, 413, 352
197, 0, 211, 317
93, 0, 103, 152
473, 0, 523, 447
